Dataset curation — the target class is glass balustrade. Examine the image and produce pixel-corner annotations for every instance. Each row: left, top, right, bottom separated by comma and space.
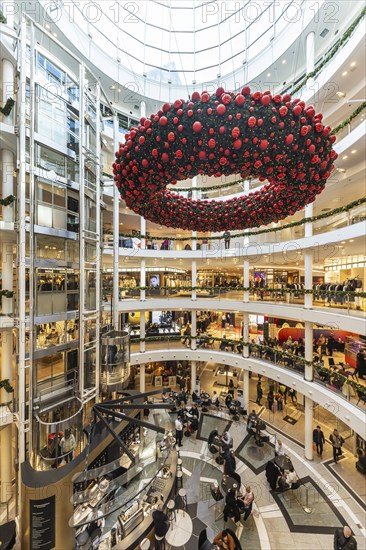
129, 338, 366, 411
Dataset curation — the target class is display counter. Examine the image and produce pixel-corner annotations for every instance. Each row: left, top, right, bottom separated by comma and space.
71, 413, 177, 550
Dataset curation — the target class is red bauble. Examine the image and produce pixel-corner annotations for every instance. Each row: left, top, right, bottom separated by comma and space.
216, 104, 226, 116
193, 121, 203, 133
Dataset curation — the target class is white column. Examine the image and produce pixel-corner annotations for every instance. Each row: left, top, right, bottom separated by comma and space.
191, 176, 198, 251
191, 260, 197, 301
1, 149, 14, 222
113, 116, 120, 330
304, 203, 313, 310
191, 311, 196, 350
140, 101, 146, 119
1, 240, 13, 314
140, 259, 146, 301
191, 361, 197, 392
243, 312, 249, 357
306, 31, 315, 87
140, 364, 145, 393
2, 58, 14, 125
140, 313, 145, 353
191, 231, 197, 251
140, 217, 146, 249
1, 329, 13, 503
243, 369, 249, 413
304, 397, 314, 460
304, 321, 313, 382
243, 259, 250, 302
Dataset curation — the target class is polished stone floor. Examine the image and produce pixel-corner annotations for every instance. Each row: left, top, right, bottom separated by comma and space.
141, 369, 366, 550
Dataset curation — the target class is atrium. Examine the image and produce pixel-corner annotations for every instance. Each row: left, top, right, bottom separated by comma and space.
0, 1, 365, 549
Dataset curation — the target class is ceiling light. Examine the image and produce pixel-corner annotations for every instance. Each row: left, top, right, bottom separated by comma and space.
282, 59, 286, 64
45, 24, 50, 29
111, 85, 116, 90
336, 91, 345, 98
349, 239, 354, 242
342, 71, 347, 76
351, 149, 357, 154
342, 155, 348, 160
53, 32, 57, 37
350, 62, 356, 67
267, 73, 271, 77
337, 168, 346, 173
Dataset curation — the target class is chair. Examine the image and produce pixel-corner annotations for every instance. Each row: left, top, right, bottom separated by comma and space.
154, 534, 166, 549
356, 390, 366, 406
140, 538, 150, 550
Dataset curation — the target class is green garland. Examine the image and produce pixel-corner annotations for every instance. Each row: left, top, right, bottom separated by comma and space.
114, 196, 366, 241
0, 12, 7, 24
118, 285, 366, 299
333, 102, 366, 135
291, 7, 366, 96
133, 335, 366, 398
0, 195, 16, 207
0, 379, 14, 393
173, 178, 253, 193
0, 290, 14, 298
0, 98, 14, 117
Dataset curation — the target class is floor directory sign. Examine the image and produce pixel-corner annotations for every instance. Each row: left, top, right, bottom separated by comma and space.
30, 495, 55, 550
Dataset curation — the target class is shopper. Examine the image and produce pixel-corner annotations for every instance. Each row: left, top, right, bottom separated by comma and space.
213, 529, 236, 550
223, 487, 241, 523
228, 378, 235, 396
276, 391, 284, 412
60, 428, 76, 463
221, 431, 233, 451
333, 526, 357, 550
275, 439, 286, 457
223, 230, 231, 249
237, 486, 254, 520
152, 504, 170, 540
330, 429, 344, 464
181, 322, 191, 346
313, 425, 325, 457
267, 388, 275, 411
175, 416, 183, 447
256, 381, 263, 405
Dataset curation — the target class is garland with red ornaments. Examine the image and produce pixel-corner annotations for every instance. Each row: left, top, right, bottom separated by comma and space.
113, 87, 337, 232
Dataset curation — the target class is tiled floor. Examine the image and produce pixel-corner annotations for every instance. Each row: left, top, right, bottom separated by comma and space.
142, 362, 365, 549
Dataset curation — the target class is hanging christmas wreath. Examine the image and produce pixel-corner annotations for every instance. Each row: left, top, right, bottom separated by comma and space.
113, 87, 337, 232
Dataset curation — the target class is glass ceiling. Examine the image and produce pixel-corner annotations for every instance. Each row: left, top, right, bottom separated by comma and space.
73, 0, 308, 86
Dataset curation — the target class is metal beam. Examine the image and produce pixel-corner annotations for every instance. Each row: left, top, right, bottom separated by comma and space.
94, 407, 167, 434
93, 407, 135, 463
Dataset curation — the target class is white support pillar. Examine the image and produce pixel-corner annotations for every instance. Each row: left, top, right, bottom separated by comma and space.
243, 369, 250, 413
140, 313, 145, 353
140, 259, 146, 301
191, 311, 197, 350
304, 321, 313, 382
243, 259, 250, 302
191, 260, 197, 301
1, 240, 13, 314
0, 328, 12, 503
2, 58, 14, 125
304, 202, 313, 310
140, 364, 146, 394
306, 31, 315, 87
1, 149, 14, 222
140, 217, 146, 249
243, 312, 249, 357
304, 397, 314, 460
191, 361, 197, 392
113, 115, 120, 330
191, 176, 197, 252
191, 231, 197, 251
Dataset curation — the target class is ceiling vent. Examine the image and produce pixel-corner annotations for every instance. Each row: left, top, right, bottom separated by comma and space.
134, 105, 139, 110
320, 28, 329, 37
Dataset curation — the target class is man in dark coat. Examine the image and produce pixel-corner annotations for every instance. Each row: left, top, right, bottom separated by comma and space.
333, 526, 357, 550
313, 425, 325, 457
